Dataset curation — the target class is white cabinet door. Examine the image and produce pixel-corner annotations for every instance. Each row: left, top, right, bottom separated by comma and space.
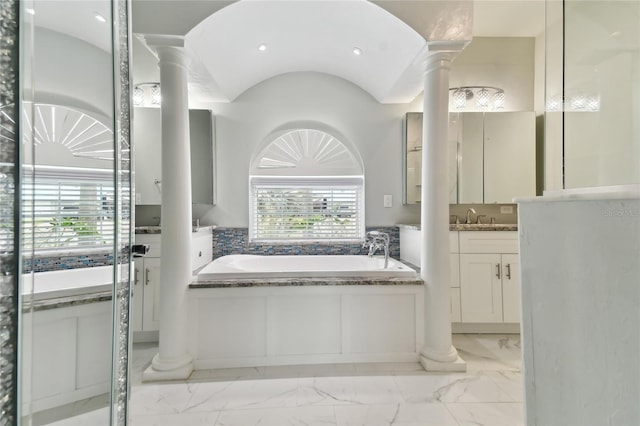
501, 254, 521, 323
449, 253, 460, 288
460, 253, 503, 323
142, 257, 161, 331
131, 258, 144, 333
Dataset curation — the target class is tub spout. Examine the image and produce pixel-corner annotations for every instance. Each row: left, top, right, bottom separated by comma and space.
363, 231, 390, 268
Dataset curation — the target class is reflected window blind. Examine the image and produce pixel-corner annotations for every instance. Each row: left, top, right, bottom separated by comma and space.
22, 166, 115, 251
250, 177, 364, 241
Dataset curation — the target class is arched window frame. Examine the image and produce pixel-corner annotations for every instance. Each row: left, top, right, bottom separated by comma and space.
249, 127, 365, 242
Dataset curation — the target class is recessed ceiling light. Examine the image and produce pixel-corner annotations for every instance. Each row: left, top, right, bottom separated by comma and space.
352, 47, 362, 56
25, 8, 35, 15
258, 43, 267, 52
94, 13, 107, 23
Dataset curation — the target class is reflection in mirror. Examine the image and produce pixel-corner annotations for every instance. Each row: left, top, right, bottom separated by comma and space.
19, 1, 120, 424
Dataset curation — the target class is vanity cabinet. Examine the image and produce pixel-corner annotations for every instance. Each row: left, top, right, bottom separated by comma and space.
132, 229, 213, 341
398, 227, 461, 322
133, 108, 216, 205
458, 231, 520, 323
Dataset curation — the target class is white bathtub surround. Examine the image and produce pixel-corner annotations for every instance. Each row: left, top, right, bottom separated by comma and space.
142, 35, 193, 381
517, 186, 640, 426
419, 42, 468, 372
189, 261, 424, 369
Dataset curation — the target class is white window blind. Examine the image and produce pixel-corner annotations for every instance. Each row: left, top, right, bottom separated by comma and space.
250, 176, 364, 241
22, 165, 115, 251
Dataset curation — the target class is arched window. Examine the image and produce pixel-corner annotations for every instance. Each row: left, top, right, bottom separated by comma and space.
249, 128, 364, 242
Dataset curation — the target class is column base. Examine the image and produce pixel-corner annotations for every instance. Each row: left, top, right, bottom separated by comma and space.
142, 353, 193, 382
420, 353, 467, 372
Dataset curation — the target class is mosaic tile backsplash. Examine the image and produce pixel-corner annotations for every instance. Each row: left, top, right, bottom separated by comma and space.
212, 227, 400, 259
25, 252, 117, 273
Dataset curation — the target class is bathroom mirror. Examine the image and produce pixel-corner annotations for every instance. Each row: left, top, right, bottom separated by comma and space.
403, 112, 536, 205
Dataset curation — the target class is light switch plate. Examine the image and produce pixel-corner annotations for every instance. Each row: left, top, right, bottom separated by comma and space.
383, 194, 393, 208
500, 205, 514, 214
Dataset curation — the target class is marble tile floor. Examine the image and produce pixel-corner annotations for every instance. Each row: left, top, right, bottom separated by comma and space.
52, 334, 523, 426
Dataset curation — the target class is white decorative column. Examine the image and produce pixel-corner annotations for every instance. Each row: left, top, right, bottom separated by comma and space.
420, 42, 468, 372
143, 35, 193, 380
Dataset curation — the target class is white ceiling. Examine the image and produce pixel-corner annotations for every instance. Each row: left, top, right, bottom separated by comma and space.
185, 0, 427, 103
28, 0, 546, 105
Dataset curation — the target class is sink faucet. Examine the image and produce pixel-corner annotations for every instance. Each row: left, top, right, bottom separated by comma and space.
476, 214, 487, 224
362, 231, 390, 268
465, 208, 477, 224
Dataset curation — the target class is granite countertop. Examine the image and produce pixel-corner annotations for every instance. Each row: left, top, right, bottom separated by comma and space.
25, 291, 113, 312
397, 223, 518, 231
190, 277, 424, 289
135, 225, 217, 234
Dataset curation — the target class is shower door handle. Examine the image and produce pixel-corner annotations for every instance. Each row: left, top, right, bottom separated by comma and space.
145, 268, 150, 285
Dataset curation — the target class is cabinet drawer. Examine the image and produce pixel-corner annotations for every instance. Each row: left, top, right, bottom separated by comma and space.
459, 231, 518, 254
134, 234, 161, 257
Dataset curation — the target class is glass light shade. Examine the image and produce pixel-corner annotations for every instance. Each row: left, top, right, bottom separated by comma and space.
571, 95, 586, 110
586, 96, 600, 111
476, 88, 489, 108
493, 90, 505, 109
452, 90, 467, 109
133, 86, 144, 106
150, 85, 161, 105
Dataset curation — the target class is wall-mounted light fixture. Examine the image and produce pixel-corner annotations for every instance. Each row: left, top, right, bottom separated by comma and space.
133, 82, 161, 107
449, 86, 505, 111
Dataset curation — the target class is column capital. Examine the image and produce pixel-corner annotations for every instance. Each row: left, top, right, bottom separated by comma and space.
422, 40, 470, 73
144, 35, 187, 69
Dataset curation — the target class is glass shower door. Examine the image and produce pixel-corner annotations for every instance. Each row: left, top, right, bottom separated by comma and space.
9, 0, 134, 424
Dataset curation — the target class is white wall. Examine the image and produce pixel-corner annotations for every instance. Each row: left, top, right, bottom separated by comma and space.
450, 37, 535, 112
199, 72, 422, 227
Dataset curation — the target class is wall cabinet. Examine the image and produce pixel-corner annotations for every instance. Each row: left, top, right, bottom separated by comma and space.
403, 112, 535, 204
459, 231, 520, 324
134, 108, 216, 205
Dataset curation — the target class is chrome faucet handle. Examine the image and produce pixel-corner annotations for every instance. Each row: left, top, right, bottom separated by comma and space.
476, 215, 487, 224
450, 215, 460, 225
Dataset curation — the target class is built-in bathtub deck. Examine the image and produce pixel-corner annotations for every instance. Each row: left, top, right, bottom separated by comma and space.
190, 276, 423, 288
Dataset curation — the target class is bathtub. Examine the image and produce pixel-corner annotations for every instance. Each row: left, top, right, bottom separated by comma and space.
22, 264, 128, 301
197, 254, 417, 280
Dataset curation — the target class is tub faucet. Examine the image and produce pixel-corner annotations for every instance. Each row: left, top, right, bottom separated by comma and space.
362, 231, 390, 268
465, 208, 477, 224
